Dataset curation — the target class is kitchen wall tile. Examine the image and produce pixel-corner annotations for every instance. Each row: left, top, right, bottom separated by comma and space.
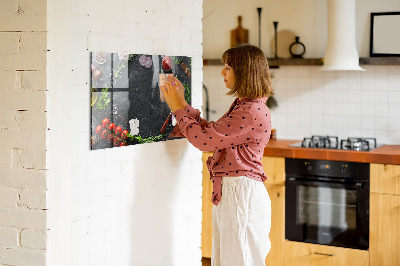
285, 66, 298, 77
374, 65, 388, 77
388, 131, 400, 143
336, 90, 349, 103
336, 103, 349, 116
361, 104, 375, 117
323, 103, 336, 115
361, 72, 375, 91
349, 128, 363, 137
374, 90, 388, 104
362, 129, 375, 138
362, 116, 375, 130
323, 86, 336, 103
311, 102, 324, 113
323, 115, 336, 129
388, 104, 400, 117
298, 67, 311, 78
348, 71, 362, 90
374, 130, 389, 144
388, 117, 400, 131
375, 104, 389, 117
374, 117, 389, 130
335, 72, 349, 90
298, 77, 311, 89
348, 90, 362, 103
310, 66, 324, 77
322, 70, 335, 78
349, 116, 362, 129
374, 77, 388, 91
361, 90, 375, 103
388, 75, 400, 91
286, 77, 299, 89
336, 115, 349, 129
311, 114, 324, 129
388, 91, 400, 104
387, 65, 400, 76
348, 103, 362, 116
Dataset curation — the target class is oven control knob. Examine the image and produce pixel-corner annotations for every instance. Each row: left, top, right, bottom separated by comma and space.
304, 161, 312, 171
340, 164, 347, 174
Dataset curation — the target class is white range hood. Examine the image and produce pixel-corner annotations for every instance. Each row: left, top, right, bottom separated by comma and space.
320, 0, 365, 71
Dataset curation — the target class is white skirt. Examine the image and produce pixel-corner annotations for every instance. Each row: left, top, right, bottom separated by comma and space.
212, 176, 271, 266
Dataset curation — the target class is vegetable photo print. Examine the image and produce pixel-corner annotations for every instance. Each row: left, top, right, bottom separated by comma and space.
90, 52, 192, 150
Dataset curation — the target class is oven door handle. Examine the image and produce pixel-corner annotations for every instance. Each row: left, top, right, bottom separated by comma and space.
287, 177, 364, 189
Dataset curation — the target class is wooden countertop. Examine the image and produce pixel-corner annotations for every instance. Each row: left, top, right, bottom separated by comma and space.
263, 139, 400, 165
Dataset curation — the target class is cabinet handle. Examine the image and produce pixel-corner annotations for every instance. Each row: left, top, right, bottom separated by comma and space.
314, 252, 335, 257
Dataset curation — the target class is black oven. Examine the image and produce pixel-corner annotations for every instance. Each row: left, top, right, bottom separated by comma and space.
285, 158, 369, 250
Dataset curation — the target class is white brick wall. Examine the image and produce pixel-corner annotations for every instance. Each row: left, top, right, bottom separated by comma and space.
0, 0, 48, 265
46, 1, 203, 266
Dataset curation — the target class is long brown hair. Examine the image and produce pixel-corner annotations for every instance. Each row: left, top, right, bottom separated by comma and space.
221, 44, 273, 99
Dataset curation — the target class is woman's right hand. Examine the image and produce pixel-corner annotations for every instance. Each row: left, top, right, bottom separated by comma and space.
167, 76, 187, 108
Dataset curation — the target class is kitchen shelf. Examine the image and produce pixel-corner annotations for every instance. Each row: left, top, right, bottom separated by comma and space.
203, 57, 400, 67
359, 57, 400, 65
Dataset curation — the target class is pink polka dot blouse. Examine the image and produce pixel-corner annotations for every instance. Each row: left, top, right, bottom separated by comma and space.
169, 97, 272, 206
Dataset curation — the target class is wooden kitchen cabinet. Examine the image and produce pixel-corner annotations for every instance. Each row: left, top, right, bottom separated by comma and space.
370, 163, 400, 266
202, 152, 213, 258
284, 241, 369, 266
370, 193, 400, 266
264, 184, 285, 266
370, 163, 400, 195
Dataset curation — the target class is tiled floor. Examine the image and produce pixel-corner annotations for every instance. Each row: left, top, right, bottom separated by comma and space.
202, 257, 211, 266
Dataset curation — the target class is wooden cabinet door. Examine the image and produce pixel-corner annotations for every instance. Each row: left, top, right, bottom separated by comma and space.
264, 184, 284, 266
370, 163, 400, 195
262, 156, 285, 186
284, 241, 369, 266
370, 193, 400, 266
201, 152, 213, 258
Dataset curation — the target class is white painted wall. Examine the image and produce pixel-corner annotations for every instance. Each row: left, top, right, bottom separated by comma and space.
46, 1, 203, 266
203, 0, 400, 145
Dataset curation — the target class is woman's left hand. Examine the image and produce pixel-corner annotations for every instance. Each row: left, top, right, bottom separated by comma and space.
161, 76, 185, 113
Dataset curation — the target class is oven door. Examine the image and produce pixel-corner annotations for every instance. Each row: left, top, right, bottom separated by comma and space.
285, 177, 369, 250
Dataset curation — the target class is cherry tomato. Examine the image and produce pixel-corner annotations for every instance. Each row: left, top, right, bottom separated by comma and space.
102, 118, 110, 128
100, 129, 108, 140
94, 125, 102, 135
115, 126, 123, 136
108, 123, 116, 132
121, 130, 129, 140
120, 141, 127, 147
113, 138, 121, 147
162, 56, 172, 71
107, 133, 113, 143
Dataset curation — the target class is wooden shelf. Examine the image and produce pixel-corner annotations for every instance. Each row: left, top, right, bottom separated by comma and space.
359, 57, 400, 65
203, 57, 400, 67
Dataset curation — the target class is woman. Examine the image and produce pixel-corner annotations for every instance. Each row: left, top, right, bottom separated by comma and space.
161, 44, 273, 266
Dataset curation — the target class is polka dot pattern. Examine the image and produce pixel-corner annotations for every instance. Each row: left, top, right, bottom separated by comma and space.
169, 97, 272, 206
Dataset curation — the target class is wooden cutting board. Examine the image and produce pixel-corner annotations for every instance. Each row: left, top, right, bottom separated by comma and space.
231, 16, 249, 48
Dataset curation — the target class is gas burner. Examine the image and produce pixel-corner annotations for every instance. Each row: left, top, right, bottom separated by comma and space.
290, 136, 380, 151
340, 137, 377, 151
301, 135, 339, 149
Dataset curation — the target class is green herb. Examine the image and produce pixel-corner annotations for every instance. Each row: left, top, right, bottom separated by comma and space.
126, 132, 167, 144
96, 88, 111, 118
182, 82, 191, 104
128, 54, 136, 61
114, 62, 127, 79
